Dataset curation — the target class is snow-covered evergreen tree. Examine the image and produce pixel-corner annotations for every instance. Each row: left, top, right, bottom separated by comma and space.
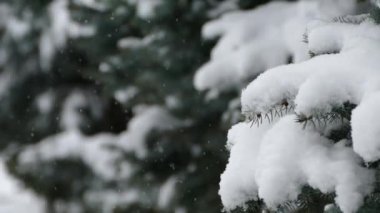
195, 0, 380, 212
0, 0, 249, 212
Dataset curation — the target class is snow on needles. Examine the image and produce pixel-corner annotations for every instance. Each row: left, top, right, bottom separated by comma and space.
127, 0, 163, 19
351, 92, 380, 162
194, 2, 295, 93
39, 0, 95, 70
194, 0, 361, 94
19, 131, 130, 181
19, 105, 184, 180
241, 19, 380, 133
216, 1, 380, 213
221, 117, 374, 213
118, 105, 185, 158
0, 159, 45, 213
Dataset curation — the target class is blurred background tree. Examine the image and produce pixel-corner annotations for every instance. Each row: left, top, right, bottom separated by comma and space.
0, 0, 273, 212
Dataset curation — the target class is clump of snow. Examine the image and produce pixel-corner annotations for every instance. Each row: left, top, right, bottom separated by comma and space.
19, 131, 133, 180
84, 175, 178, 211
220, 121, 272, 210
99, 62, 112, 73
194, 2, 296, 93
0, 159, 45, 213
19, 105, 183, 180
220, 116, 374, 213
117, 32, 164, 49
374, 0, 380, 8
60, 92, 87, 130
60, 91, 105, 131
158, 177, 177, 209
241, 20, 380, 117
351, 92, 380, 162
0, 4, 30, 39
0, 4, 9, 27
306, 15, 371, 55
73, 0, 106, 11
127, 0, 163, 19
195, 28, 291, 92
0, 48, 7, 66
194, 0, 365, 94
317, 0, 358, 19
0, 72, 14, 99
257, 117, 373, 212
240, 63, 310, 115
207, 0, 238, 18
36, 91, 54, 114
6, 18, 30, 39
0, 0, 96, 69
114, 86, 138, 103
202, 2, 295, 59
174, 207, 187, 213
39, 0, 95, 69
84, 189, 140, 212
118, 105, 184, 158
165, 95, 180, 109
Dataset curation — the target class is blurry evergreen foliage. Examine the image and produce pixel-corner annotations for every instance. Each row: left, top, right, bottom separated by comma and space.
0, 0, 275, 212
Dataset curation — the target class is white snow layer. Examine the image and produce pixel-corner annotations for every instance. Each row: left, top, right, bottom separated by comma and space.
17, 105, 183, 211
240, 19, 380, 163
60, 92, 88, 130
118, 105, 184, 158
19, 105, 183, 180
217, 1, 380, 212
36, 91, 54, 114
39, 0, 94, 69
0, 0, 95, 69
0, 159, 45, 213
118, 32, 164, 49
0, 4, 30, 39
84, 189, 140, 212
207, 0, 239, 18
158, 177, 177, 209
194, 0, 362, 93
19, 130, 132, 180
220, 117, 374, 213
114, 86, 138, 103
241, 19, 380, 114
351, 92, 380, 162
73, 0, 106, 11
127, 0, 163, 19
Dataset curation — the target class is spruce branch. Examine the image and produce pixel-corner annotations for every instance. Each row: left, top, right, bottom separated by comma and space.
332, 14, 370, 24
279, 187, 335, 213
304, 14, 369, 59
243, 99, 294, 127
229, 199, 266, 213
302, 32, 309, 44
296, 102, 356, 129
